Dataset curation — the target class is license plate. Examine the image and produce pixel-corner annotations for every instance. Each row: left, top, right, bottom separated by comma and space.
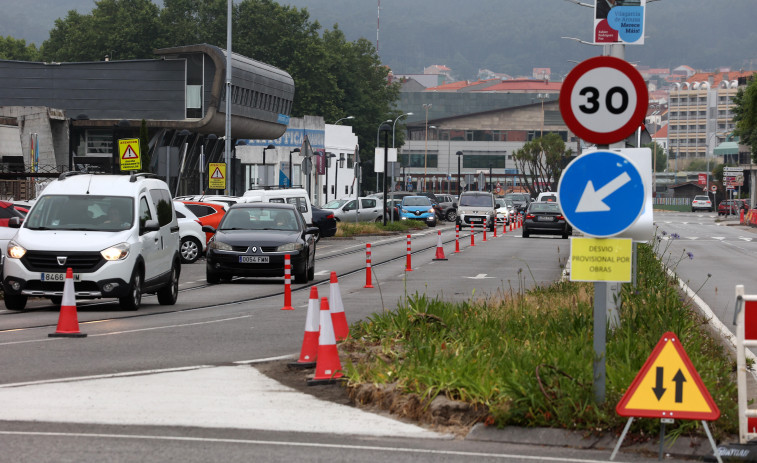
41, 272, 81, 282
537, 216, 554, 222
239, 256, 269, 263
470, 218, 482, 223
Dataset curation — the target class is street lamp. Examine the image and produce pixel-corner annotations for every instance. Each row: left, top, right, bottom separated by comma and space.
334, 116, 355, 125
392, 112, 413, 148
706, 132, 718, 203
289, 148, 300, 188
262, 144, 275, 188
456, 151, 464, 196
423, 104, 432, 191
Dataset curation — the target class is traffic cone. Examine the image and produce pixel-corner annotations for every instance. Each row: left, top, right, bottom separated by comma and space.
364, 243, 374, 288
307, 297, 344, 385
503, 217, 507, 234
405, 234, 413, 271
289, 286, 319, 368
432, 230, 447, 261
454, 225, 460, 253
329, 272, 349, 341
49, 268, 86, 338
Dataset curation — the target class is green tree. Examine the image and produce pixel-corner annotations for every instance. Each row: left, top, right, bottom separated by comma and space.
512, 133, 573, 196
645, 141, 668, 173
0, 36, 40, 61
139, 119, 151, 172
732, 73, 757, 163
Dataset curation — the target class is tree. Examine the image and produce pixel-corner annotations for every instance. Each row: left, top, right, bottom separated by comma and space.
645, 142, 668, 173
732, 73, 757, 163
0, 36, 40, 61
512, 133, 573, 196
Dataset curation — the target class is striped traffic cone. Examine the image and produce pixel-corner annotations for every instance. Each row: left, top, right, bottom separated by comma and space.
307, 297, 344, 385
281, 254, 293, 310
329, 272, 349, 341
289, 286, 319, 368
432, 230, 447, 261
49, 268, 86, 338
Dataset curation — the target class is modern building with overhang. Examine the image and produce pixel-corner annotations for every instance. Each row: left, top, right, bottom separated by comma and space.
0, 44, 294, 197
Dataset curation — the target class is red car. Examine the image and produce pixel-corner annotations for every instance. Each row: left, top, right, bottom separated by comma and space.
180, 201, 227, 243
0, 201, 25, 226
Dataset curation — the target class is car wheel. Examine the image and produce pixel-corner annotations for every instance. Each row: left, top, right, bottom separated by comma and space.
307, 252, 315, 281
522, 230, 530, 238
446, 210, 457, 222
180, 237, 202, 264
4, 294, 28, 311
157, 264, 179, 305
206, 267, 221, 284
294, 255, 309, 284
119, 268, 142, 311
374, 217, 383, 223
562, 233, 569, 239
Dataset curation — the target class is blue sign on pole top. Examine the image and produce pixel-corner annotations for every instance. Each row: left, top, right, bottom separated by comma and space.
558, 151, 645, 237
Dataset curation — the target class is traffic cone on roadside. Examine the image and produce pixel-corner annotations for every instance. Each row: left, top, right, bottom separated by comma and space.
49, 268, 86, 338
432, 230, 447, 261
307, 297, 344, 385
289, 286, 319, 368
329, 272, 349, 341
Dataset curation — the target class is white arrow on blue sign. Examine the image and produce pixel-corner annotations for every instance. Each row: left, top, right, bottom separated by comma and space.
558, 151, 645, 237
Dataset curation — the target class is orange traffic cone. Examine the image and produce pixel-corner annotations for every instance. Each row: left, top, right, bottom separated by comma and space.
289, 286, 319, 368
432, 230, 447, 261
329, 272, 349, 341
49, 268, 86, 338
307, 297, 344, 385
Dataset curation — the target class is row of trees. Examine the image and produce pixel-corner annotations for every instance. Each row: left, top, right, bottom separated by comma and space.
1, 0, 402, 191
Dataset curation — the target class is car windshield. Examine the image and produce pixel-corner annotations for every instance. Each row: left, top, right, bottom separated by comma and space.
529, 203, 560, 213
495, 199, 506, 207
322, 199, 348, 210
24, 195, 134, 231
459, 194, 493, 207
403, 197, 431, 207
505, 194, 529, 202
220, 207, 299, 231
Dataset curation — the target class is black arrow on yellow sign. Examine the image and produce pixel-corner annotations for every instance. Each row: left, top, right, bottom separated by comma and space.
653, 367, 666, 400
652, 367, 687, 403
672, 369, 686, 403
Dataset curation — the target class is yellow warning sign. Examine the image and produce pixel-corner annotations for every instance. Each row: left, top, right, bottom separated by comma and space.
570, 237, 632, 282
208, 163, 226, 190
616, 332, 720, 420
118, 138, 141, 171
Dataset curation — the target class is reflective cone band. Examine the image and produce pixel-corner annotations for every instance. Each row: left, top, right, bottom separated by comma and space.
432, 230, 447, 261
308, 297, 343, 385
49, 267, 86, 338
329, 272, 348, 341
290, 286, 319, 368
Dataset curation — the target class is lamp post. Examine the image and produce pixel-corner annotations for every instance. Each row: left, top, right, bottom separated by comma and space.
289, 148, 300, 188
423, 103, 432, 191
261, 143, 275, 188
199, 134, 217, 194
706, 132, 718, 202
324, 152, 336, 203
112, 119, 130, 174
456, 151, 464, 196
334, 116, 355, 125
392, 112, 413, 148
488, 163, 493, 192
376, 119, 392, 192
171, 129, 191, 193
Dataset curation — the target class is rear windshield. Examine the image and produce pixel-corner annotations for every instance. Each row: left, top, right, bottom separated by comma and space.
693, 196, 709, 201
459, 194, 493, 207
529, 203, 561, 213
505, 194, 529, 202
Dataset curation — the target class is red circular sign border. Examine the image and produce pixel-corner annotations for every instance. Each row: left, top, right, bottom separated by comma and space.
559, 56, 649, 145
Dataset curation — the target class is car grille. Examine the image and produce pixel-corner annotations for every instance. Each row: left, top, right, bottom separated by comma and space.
21, 251, 105, 273
24, 280, 101, 292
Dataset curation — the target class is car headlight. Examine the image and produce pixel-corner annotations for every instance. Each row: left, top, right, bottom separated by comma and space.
427, 208, 434, 214
277, 242, 304, 252
101, 242, 130, 261
7, 240, 26, 259
209, 240, 233, 251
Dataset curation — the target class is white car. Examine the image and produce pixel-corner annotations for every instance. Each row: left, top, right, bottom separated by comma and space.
173, 201, 207, 264
691, 195, 713, 212
495, 198, 512, 224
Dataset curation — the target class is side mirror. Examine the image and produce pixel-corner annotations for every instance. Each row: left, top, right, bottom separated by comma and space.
305, 226, 320, 235
494, 204, 500, 209
452, 202, 458, 208
8, 217, 21, 228
201, 224, 217, 234
141, 219, 160, 234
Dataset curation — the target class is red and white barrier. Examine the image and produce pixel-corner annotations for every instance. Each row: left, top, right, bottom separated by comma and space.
364, 243, 374, 288
329, 272, 348, 340
307, 297, 344, 385
405, 234, 413, 271
290, 286, 319, 368
455, 225, 460, 253
281, 254, 294, 310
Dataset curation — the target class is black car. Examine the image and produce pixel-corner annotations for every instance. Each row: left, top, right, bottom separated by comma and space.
522, 202, 572, 239
203, 203, 319, 284
311, 205, 337, 238
504, 192, 532, 214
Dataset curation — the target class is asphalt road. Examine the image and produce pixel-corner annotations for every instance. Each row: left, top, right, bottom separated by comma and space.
0, 215, 739, 462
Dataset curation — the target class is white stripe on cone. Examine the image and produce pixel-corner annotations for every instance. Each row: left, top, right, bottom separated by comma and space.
329, 272, 348, 341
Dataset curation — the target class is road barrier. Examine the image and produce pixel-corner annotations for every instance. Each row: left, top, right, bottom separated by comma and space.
405, 234, 413, 271
281, 254, 294, 310
307, 297, 344, 386
455, 225, 460, 253
364, 243, 374, 288
432, 230, 447, 261
49, 267, 86, 338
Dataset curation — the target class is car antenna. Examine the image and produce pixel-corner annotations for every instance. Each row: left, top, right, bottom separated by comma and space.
86, 173, 94, 194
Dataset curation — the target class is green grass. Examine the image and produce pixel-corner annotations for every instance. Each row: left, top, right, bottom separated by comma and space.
653, 204, 691, 212
341, 240, 738, 439
335, 220, 427, 237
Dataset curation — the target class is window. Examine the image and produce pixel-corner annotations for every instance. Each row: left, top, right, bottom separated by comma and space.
149, 189, 173, 227
361, 199, 377, 208
139, 197, 152, 230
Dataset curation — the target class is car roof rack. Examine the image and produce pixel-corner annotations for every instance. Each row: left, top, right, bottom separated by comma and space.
129, 172, 159, 183
58, 171, 87, 181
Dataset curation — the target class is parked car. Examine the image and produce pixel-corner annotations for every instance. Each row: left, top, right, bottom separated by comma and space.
504, 192, 532, 214
384, 198, 403, 221
0, 200, 25, 226
536, 192, 558, 203
735, 199, 750, 212
321, 197, 384, 222
456, 191, 497, 231
397, 196, 437, 227
522, 201, 572, 239
495, 198, 512, 225
173, 201, 207, 264
180, 201, 227, 243
311, 205, 337, 238
435, 193, 458, 222
175, 194, 241, 209
203, 202, 318, 284
691, 195, 713, 212
240, 188, 313, 225
718, 200, 739, 216
3, 172, 180, 311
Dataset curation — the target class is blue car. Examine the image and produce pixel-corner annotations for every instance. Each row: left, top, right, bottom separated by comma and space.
397, 196, 437, 227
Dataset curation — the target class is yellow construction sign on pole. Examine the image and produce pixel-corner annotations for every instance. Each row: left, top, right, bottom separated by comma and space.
119, 138, 141, 171
208, 163, 226, 190
570, 237, 632, 282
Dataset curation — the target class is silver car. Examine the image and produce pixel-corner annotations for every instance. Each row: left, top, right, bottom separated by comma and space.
322, 197, 384, 222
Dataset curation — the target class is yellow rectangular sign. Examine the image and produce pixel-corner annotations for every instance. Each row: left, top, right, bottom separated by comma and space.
208, 163, 226, 190
570, 237, 632, 282
118, 138, 141, 171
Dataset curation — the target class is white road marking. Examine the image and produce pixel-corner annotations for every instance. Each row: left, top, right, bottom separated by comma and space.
465, 274, 494, 280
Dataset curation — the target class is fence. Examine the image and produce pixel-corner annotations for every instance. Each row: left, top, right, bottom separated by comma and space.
0, 164, 67, 201
653, 197, 691, 206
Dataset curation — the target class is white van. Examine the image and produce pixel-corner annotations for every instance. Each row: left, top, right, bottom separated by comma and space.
240, 188, 313, 225
3, 172, 181, 311
536, 192, 559, 203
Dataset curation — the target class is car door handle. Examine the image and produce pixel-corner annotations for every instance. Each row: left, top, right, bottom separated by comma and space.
170, 226, 179, 233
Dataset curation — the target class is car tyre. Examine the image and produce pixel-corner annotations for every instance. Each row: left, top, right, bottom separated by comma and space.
446, 210, 457, 222
295, 255, 309, 284
206, 268, 221, 284
119, 268, 142, 311
562, 233, 569, 239
522, 230, 530, 238
307, 252, 315, 281
157, 264, 179, 305
4, 294, 28, 311
180, 237, 202, 264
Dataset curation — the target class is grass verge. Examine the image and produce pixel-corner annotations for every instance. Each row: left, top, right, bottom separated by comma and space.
340, 240, 738, 441
335, 220, 428, 237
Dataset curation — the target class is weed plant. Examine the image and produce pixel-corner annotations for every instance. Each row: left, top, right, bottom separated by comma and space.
335, 220, 427, 237
341, 242, 738, 439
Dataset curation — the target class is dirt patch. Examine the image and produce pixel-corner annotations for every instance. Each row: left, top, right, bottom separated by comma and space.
253, 357, 489, 437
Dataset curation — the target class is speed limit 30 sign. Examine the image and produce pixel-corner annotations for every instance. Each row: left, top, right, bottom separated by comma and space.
560, 56, 648, 145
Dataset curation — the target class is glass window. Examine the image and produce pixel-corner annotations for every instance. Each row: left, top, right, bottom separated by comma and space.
149, 189, 173, 227
139, 197, 152, 229
361, 199, 377, 208
24, 195, 133, 232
